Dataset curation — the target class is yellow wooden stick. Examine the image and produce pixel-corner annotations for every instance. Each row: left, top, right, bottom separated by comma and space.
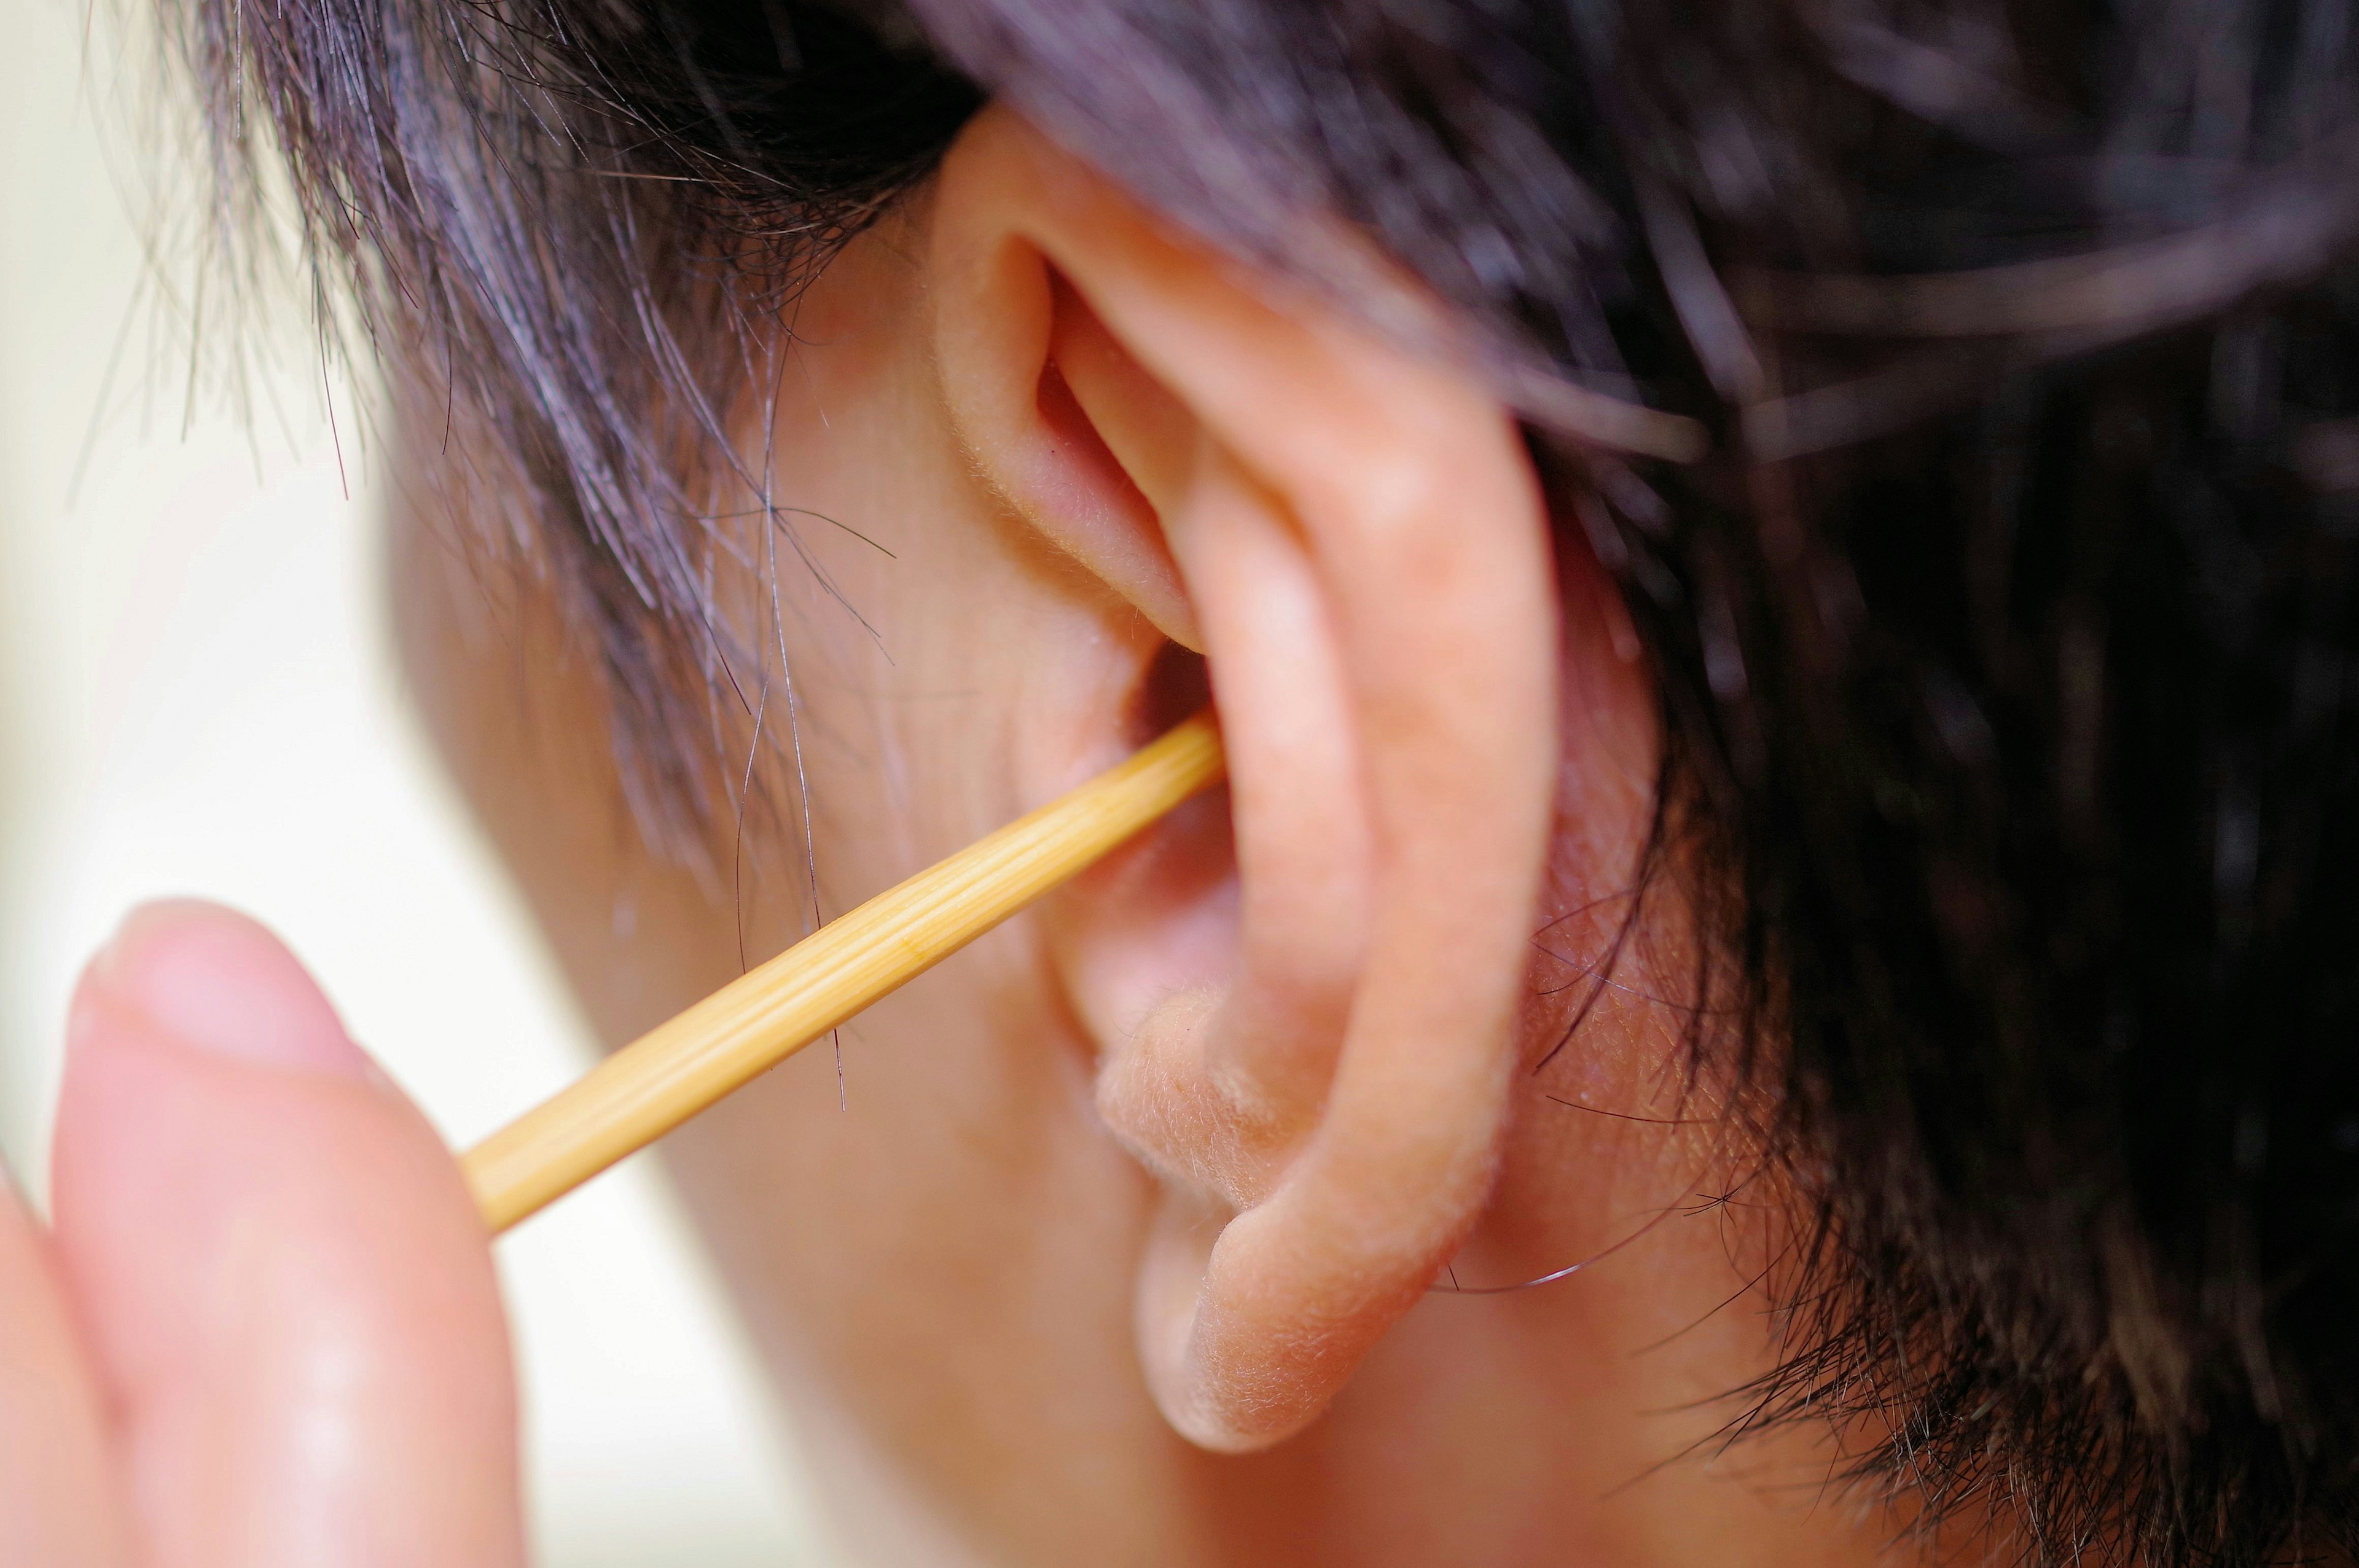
463, 711, 1226, 1233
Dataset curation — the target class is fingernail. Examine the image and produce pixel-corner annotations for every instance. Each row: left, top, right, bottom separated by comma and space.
79, 900, 370, 1080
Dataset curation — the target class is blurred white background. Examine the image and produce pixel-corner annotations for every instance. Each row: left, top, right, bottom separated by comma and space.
0, 0, 835, 1560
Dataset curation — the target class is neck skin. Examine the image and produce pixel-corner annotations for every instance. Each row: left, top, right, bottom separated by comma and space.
391, 197, 1913, 1568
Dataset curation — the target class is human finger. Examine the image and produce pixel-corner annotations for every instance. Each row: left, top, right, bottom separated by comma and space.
50, 900, 523, 1568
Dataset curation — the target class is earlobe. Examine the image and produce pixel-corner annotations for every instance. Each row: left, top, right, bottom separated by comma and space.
926, 106, 1565, 1453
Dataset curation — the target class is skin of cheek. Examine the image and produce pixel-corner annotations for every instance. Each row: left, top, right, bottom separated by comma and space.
391, 215, 1914, 1568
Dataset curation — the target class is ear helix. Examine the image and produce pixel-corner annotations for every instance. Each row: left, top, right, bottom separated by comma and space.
933, 108, 1559, 1455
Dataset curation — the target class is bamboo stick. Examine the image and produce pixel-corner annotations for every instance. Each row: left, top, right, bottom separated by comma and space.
463, 711, 1226, 1233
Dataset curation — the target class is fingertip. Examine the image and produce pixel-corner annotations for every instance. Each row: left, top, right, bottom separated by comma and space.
74, 900, 370, 1082
50, 903, 524, 1567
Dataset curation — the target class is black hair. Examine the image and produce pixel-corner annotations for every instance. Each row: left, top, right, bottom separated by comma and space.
168, 0, 2359, 1561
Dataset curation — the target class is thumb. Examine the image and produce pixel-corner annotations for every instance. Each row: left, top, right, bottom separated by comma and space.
50, 900, 523, 1568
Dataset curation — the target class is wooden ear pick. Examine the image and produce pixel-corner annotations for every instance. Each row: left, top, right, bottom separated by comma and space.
461, 710, 1226, 1233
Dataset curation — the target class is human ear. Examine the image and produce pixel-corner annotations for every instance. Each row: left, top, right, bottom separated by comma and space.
928, 107, 1564, 1453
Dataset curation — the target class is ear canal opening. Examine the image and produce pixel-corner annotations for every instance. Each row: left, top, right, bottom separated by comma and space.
1130, 640, 1212, 749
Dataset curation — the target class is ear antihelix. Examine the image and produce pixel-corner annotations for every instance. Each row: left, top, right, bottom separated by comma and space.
1046, 265, 1199, 520
929, 190, 1197, 646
